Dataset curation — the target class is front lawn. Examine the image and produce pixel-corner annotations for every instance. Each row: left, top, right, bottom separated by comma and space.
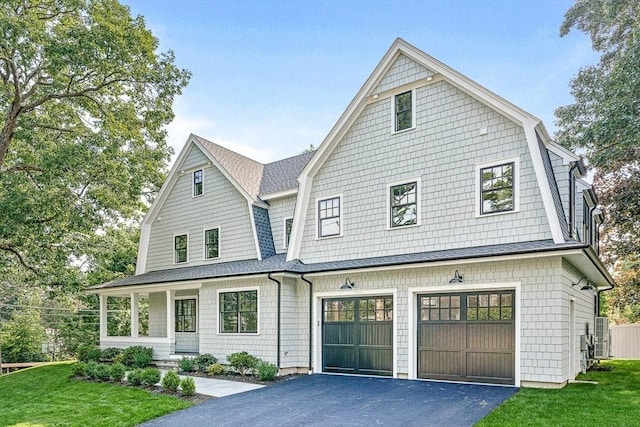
478, 359, 640, 426
0, 363, 191, 427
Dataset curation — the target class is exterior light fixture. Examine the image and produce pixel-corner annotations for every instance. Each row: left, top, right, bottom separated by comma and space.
449, 270, 463, 283
572, 277, 595, 291
341, 278, 355, 290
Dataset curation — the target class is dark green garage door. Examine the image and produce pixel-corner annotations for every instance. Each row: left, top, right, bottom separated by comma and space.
417, 291, 515, 385
322, 296, 393, 376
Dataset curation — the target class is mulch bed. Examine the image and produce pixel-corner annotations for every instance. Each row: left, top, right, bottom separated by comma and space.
179, 371, 303, 386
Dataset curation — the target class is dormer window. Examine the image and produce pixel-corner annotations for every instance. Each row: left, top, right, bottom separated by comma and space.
394, 91, 413, 132
193, 169, 203, 197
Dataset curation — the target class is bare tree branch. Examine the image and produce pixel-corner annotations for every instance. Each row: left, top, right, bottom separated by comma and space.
0, 244, 39, 275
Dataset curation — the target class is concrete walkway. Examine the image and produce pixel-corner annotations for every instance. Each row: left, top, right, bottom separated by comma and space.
160, 370, 264, 397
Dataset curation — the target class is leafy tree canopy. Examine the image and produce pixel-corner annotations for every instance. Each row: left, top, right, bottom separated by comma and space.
0, 0, 190, 292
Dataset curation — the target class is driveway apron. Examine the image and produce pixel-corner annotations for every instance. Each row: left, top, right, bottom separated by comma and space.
141, 374, 517, 427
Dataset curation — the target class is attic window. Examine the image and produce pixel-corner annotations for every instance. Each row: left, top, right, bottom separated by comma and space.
394, 91, 413, 132
193, 169, 203, 197
478, 160, 518, 215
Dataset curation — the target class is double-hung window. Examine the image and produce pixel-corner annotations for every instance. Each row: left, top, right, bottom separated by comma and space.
480, 162, 515, 215
394, 91, 413, 132
204, 228, 219, 259
318, 196, 341, 238
175, 299, 196, 332
193, 169, 203, 197
174, 234, 187, 263
390, 181, 418, 227
284, 218, 293, 248
219, 290, 258, 333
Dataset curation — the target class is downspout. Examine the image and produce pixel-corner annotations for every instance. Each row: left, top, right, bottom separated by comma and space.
300, 274, 313, 375
267, 273, 281, 369
568, 162, 579, 238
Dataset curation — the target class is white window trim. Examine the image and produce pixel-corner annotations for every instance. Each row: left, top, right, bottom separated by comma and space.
475, 157, 520, 218
283, 217, 293, 250
175, 295, 199, 334
316, 194, 343, 240
192, 169, 204, 198
391, 89, 416, 134
202, 226, 221, 260
173, 232, 189, 264
216, 286, 260, 335
386, 177, 422, 230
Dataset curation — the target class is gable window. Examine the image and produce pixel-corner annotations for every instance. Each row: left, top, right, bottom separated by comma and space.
395, 90, 413, 132
284, 217, 293, 248
174, 234, 188, 263
204, 228, 219, 259
480, 162, 515, 215
219, 290, 258, 333
318, 196, 341, 238
175, 299, 196, 332
193, 169, 203, 197
390, 181, 418, 228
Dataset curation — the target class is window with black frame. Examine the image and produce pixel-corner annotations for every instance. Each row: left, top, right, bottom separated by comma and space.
480, 162, 514, 214
219, 290, 257, 333
390, 182, 418, 227
175, 299, 196, 332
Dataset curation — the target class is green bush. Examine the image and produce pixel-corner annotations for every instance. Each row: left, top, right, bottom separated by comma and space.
161, 370, 181, 392
85, 361, 101, 379
95, 363, 112, 381
110, 363, 126, 382
178, 356, 195, 373
206, 363, 226, 376
78, 345, 101, 362
227, 351, 258, 376
127, 369, 144, 386
100, 347, 122, 362
180, 377, 196, 396
121, 346, 153, 368
112, 353, 124, 365
141, 367, 161, 386
256, 360, 278, 381
70, 362, 87, 377
193, 353, 218, 372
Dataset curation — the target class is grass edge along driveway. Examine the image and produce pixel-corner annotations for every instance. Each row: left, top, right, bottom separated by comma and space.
0, 363, 191, 427
477, 359, 640, 426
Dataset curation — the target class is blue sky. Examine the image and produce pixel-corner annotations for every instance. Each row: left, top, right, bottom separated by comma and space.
122, 0, 597, 164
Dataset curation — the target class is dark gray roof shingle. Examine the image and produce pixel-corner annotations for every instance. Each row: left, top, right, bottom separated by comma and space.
253, 205, 276, 259
537, 133, 570, 240
259, 151, 316, 196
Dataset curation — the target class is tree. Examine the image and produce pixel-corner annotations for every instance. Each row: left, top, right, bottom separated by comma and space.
0, 0, 190, 292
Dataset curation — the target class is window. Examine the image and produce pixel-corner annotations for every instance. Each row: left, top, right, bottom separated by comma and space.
174, 234, 187, 263
204, 228, 219, 259
284, 217, 293, 248
583, 199, 591, 244
394, 90, 413, 132
175, 299, 196, 332
390, 181, 418, 227
467, 292, 513, 321
193, 169, 203, 196
219, 290, 258, 333
318, 196, 341, 238
480, 162, 515, 214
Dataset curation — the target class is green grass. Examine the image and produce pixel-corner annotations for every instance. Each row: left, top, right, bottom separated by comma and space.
477, 360, 640, 426
0, 363, 192, 427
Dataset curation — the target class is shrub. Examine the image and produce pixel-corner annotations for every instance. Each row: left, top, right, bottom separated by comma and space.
122, 346, 153, 368
227, 351, 258, 376
71, 362, 87, 377
178, 356, 195, 373
95, 363, 112, 381
206, 363, 226, 376
77, 345, 101, 362
256, 360, 278, 381
85, 361, 101, 379
112, 353, 124, 365
127, 369, 144, 386
180, 377, 196, 396
193, 353, 218, 373
100, 347, 122, 362
161, 370, 181, 392
141, 367, 162, 387
110, 363, 126, 382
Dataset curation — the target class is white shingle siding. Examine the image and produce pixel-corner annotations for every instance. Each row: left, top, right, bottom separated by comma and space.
300, 57, 551, 263
148, 292, 167, 337
267, 196, 297, 254
279, 276, 310, 369
145, 146, 257, 272
374, 53, 434, 93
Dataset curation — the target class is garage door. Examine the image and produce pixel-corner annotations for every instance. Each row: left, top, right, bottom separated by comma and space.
322, 296, 393, 376
417, 291, 515, 385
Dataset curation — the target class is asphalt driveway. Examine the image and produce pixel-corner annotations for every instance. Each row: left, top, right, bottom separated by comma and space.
141, 374, 517, 427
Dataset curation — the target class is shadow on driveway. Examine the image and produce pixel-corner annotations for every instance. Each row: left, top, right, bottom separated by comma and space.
141, 374, 516, 427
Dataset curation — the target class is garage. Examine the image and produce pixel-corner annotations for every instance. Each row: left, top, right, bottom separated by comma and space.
322, 296, 393, 376
417, 291, 515, 385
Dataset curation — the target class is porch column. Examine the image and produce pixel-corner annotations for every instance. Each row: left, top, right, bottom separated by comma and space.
130, 293, 139, 338
166, 290, 175, 342
99, 294, 107, 339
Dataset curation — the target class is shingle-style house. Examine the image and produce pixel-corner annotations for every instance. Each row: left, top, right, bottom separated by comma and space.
89, 38, 614, 387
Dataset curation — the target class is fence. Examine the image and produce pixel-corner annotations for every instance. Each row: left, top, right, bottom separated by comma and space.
610, 324, 640, 359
